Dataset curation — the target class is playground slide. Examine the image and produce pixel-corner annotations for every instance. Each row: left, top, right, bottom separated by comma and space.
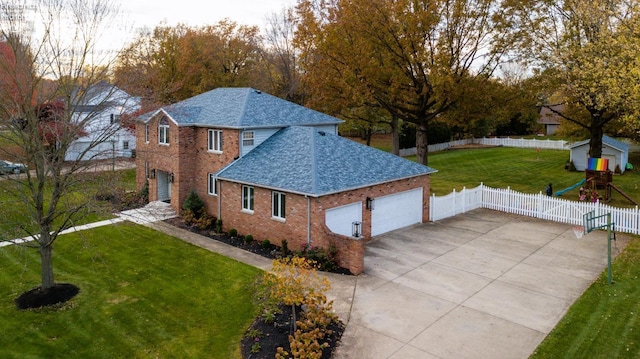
609, 183, 639, 205
554, 178, 586, 197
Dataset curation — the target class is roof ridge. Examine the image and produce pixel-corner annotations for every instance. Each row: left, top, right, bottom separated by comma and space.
238, 88, 253, 126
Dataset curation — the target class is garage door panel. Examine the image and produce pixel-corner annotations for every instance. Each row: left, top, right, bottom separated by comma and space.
372, 188, 423, 236
326, 202, 362, 237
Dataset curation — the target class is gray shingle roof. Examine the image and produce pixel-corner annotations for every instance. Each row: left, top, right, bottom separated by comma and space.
569, 135, 630, 152
140, 88, 342, 128
217, 126, 437, 196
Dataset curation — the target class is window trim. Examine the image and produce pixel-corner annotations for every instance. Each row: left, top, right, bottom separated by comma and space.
242, 131, 255, 147
208, 129, 223, 153
208, 173, 217, 196
158, 120, 169, 145
242, 185, 254, 213
144, 124, 149, 143
272, 191, 286, 220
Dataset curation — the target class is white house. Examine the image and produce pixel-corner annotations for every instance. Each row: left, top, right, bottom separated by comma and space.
65, 82, 140, 161
569, 135, 630, 173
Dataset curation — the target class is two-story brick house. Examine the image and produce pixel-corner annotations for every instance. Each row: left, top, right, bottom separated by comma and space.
136, 88, 436, 274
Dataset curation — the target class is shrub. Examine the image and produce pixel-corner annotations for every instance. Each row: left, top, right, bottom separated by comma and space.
296, 245, 340, 272
195, 214, 215, 230
139, 180, 149, 202
280, 240, 289, 256
182, 190, 205, 218
261, 239, 271, 248
229, 228, 238, 237
244, 234, 254, 244
181, 209, 197, 226
215, 219, 223, 233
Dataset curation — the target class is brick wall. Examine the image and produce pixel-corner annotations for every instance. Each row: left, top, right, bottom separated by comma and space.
218, 174, 431, 274
136, 115, 240, 215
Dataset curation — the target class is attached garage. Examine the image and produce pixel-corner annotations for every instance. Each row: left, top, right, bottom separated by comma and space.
371, 188, 423, 236
325, 202, 363, 237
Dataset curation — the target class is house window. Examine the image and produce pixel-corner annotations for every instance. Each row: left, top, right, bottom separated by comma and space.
208, 173, 217, 195
272, 191, 286, 219
158, 118, 169, 145
208, 129, 223, 152
242, 131, 255, 147
242, 185, 254, 212
145, 124, 149, 143
145, 161, 149, 179
110, 114, 121, 124
123, 141, 129, 150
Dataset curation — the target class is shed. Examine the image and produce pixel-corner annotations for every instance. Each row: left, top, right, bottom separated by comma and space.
569, 135, 630, 173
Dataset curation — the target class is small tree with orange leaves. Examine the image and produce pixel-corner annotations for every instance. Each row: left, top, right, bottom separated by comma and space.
264, 257, 339, 358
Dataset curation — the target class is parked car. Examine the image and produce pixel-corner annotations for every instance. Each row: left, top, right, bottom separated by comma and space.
0, 160, 27, 174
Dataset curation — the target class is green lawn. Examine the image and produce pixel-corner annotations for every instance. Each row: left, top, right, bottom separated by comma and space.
0, 168, 137, 240
0, 222, 261, 359
530, 238, 640, 359
427, 147, 640, 208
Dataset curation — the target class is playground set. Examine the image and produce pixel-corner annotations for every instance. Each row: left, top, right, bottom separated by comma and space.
556, 157, 638, 205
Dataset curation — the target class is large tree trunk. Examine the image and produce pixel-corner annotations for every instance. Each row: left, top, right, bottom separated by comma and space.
390, 115, 400, 156
589, 117, 604, 158
40, 243, 55, 289
416, 123, 429, 165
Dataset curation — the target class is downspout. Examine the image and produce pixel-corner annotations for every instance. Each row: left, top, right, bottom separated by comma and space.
217, 180, 221, 219
306, 195, 311, 248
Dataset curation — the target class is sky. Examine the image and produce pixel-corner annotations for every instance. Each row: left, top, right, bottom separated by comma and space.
121, 0, 297, 34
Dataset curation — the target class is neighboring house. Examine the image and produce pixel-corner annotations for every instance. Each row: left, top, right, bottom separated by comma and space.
65, 81, 140, 161
135, 88, 436, 274
569, 135, 630, 173
538, 104, 564, 135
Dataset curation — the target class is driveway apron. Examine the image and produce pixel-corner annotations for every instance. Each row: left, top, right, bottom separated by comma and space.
333, 208, 627, 359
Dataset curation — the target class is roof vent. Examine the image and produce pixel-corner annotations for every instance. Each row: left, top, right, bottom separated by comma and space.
254, 89, 262, 94
318, 131, 326, 136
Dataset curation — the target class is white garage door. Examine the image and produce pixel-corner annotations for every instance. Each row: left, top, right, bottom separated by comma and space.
372, 188, 423, 236
325, 202, 362, 237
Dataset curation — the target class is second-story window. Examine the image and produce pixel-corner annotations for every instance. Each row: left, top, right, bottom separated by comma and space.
145, 124, 149, 143
208, 129, 223, 152
242, 131, 254, 146
158, 118, 169, 145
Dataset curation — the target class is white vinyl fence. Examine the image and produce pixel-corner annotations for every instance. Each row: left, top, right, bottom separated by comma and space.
430, 183, 640, 235
400, 137, 570, 156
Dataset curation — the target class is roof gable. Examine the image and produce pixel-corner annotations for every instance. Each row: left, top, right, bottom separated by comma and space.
140, 88, 342, 128
217, 126, 437, 196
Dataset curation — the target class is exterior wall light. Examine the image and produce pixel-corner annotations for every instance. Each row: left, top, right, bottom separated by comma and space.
366, 197, 374, 211
352, 221, 362, 238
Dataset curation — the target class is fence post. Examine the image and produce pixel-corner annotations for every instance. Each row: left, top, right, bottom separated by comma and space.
430, 193, 434, 221
462, 186, 466, 213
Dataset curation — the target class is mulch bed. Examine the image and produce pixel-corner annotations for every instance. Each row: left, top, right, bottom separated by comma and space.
163, 217, 348, 358
163, 217, 352, 275
15, 283, 80, 310
240, 304, 345, 359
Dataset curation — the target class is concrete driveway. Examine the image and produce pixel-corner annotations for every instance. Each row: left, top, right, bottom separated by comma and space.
332, 209, 627, 359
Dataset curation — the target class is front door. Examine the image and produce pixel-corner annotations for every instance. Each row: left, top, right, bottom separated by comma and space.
157, 170, 171, 202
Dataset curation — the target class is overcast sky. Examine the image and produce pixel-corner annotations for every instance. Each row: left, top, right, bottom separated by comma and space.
122, 0, 296, 32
